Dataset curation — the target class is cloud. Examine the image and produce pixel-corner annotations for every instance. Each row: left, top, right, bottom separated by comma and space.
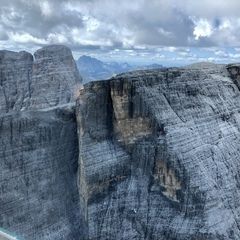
0, 0, 240, 64
192, 18, 213, 40
39, 1, 53, 17
9, 32, 47, 44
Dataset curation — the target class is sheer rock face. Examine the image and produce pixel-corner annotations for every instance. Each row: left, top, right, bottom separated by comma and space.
0, 46, 83, 240
77, 65, 240, 240
0, 106, 82, 240
3, 46, 240, 240
0, 50, 33, 112
30, 45, 82, 109
0, 45, 82, 113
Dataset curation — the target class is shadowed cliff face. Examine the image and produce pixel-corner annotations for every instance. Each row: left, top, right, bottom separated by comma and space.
0, 107, 82, 240
0, 45, 82, 113
77, 65, 240, 240
0, 46, 84, 240
0, 50, 33, 112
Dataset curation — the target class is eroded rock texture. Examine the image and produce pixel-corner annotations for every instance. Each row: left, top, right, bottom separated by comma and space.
0, 50, 33, 112
0, 45, 82, 113
0, 106, 82, 240
77, 64, 240, 240
30, 45, 82, 109
2, 44, 240, 240
0, 46, 83, 240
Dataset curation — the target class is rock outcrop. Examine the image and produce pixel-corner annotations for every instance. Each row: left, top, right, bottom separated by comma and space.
0, 106, 83, 240
2, 45, 240, 240
0, 46, 83, 240
77, 64, 240, 239
30, 45, 82, 109
0, 50, 33, 112
0, 45, 81, 113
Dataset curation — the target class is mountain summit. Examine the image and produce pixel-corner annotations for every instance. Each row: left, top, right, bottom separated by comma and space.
76, 55, 163, 82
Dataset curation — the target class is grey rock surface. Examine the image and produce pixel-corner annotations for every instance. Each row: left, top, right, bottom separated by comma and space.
2, 45, 240, 240
0, 50, 33, 112
0, 106, 83, 240
0, 45, 82, 113
77, 64, 240, 239
30, 45, 82, 109
0, 46, 83, 240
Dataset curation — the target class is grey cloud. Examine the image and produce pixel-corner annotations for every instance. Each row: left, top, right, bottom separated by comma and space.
126, 9, 194, 47
0, 0, 84, 38
0, 0, 240, 59
0, 25, 9, 40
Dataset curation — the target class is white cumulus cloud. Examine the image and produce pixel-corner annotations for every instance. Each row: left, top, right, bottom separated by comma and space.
193, 18, 213, 40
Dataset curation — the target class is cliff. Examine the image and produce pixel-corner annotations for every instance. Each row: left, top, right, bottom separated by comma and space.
0, 46, 84, 240
0, 50, 33, 112
77, 64, 240, 239
0, 106, 83, 240
1, 45, 240, 240
0, 45, 81, 112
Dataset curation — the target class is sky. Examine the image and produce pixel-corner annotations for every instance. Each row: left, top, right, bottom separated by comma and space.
1, 0, 240, 66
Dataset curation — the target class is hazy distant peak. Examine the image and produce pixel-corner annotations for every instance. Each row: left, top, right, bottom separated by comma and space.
184, 62, 225, 69
76, 55, 164, 83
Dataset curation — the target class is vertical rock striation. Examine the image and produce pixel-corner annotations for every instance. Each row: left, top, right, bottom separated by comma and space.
77, 64, 240, 239
0, 45, 83, 240
0, 45, 82, 113
30, 45, 82, 109
0, 50, 33, 113
0, 107, 82, 240
2, 44, 240, 240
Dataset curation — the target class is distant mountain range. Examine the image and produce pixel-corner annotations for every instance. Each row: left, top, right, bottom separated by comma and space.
76, 55, 163, 82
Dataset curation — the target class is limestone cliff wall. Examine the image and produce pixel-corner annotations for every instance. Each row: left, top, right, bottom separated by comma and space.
77, 65, 240, 239
2, 44, 240, 240
30, 45, 82, 109
0, 106, 83, 240
0, 46, 84, 240
0, 45, 82, 113
0, 50, 33, 112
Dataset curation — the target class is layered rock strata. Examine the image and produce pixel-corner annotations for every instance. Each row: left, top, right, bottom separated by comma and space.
0, 106, 82, 240
2, 44, 240, 240
0, 45, 83, 240
77, 64, 240, 239
0, 50, 33, 112
0, 45, 81, 113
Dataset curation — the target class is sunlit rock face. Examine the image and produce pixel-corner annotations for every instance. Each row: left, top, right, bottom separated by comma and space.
153, 160, 181, 202
77, 64, 240, 240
